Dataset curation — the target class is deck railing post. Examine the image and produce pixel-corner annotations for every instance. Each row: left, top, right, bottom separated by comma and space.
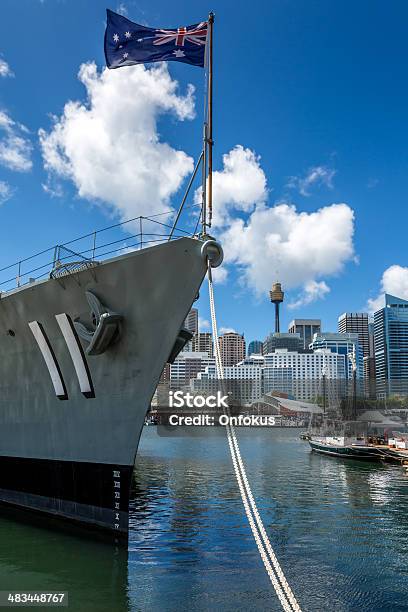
140, 217, 143, 250
17, 261, 21, 287
92, 231, 97, 261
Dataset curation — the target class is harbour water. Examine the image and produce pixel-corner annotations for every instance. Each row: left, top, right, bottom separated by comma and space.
0, 428, 407, 611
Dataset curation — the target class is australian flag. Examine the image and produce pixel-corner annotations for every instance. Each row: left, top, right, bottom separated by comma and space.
104, 9, 208, 69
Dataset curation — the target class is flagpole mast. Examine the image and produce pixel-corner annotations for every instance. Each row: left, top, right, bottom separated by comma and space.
207, 11, 214, 229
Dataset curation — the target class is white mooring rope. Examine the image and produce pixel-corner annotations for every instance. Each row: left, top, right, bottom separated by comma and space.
207, 263, 302, 612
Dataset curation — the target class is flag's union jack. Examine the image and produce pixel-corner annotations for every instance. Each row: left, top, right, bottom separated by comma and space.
153, 23, 208, 47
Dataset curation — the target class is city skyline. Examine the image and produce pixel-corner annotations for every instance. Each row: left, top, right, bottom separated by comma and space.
191, 296, 398, 348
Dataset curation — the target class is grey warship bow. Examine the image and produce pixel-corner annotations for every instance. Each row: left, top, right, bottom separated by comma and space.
0, 224, 222, 540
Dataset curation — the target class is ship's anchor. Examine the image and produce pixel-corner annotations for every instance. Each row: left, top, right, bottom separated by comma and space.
74, 291, 123, 356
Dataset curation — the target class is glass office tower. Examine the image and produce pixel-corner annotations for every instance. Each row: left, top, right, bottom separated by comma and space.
374, 294, 408, 398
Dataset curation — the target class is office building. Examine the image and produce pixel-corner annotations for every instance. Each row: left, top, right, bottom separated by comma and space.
374, 294, 408, 397
184, 307, 198, 334
197, 357, 264, 405
248, 340, 263, 356
263, 332, 303, 355
170, 351, 215, 387
263, 348, 346, 401
199, 350, 345, 403
309, 332, 363, 380
363, 356, 376, 399
192, 332, 214, 358
288, 319, 321, 350
338, 312, 370, 358
218, 332, 246, 367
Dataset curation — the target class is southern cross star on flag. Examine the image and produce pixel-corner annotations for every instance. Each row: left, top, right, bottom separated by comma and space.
104, 9, 208, 69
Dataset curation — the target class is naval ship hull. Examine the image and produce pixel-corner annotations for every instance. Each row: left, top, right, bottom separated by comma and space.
0, 237, 211, 540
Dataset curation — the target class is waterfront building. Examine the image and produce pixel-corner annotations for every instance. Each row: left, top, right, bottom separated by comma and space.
338, 312, 370, 358
263, 348, 346, 401
263, 332, 303, 355
170, 351, 215, 387
240, 355, 266, 367
248, 340, 263, 356
374, 294, 408, 397
309, 332, 363, 380
197, 357, 263, 405
198, 350, 345, 403
218, 332, 246, 367
192, 332, 214, 358
288, 319, 321, 350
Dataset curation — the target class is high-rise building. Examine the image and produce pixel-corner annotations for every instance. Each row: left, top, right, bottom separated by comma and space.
263, 348, 346, 401
338, 313, 370, 358
192, 332, 214, 358
263, 332, 303, 355
363, 356, 376, 399
248, 340, 263, 356
196, 349, 346, 402
288, 319, 321, 350
309, 332, 363, 380
368, 322, 375, 358
170, 351, 215, 387
218, 332, 246, 367
196, 357, 264, 404
184, 308, 198, 335
374, 294, 408, 397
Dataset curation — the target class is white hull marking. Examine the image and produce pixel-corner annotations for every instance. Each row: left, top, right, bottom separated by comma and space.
28, 321, 68, 400
55, 313, 95, 398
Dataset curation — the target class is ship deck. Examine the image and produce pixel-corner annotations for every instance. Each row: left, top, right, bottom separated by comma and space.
0, 211, 197, 295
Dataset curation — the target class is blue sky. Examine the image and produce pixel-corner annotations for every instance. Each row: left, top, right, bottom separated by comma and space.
0, 0, 407, 343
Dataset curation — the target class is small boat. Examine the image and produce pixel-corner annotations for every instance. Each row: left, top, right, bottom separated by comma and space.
309, 436, 383, 460
308, 418, 384, 461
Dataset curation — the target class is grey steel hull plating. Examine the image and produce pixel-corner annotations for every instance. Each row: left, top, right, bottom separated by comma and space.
0, 237, 207, 538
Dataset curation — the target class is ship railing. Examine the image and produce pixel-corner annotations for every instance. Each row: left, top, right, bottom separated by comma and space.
0, 210, 200, 294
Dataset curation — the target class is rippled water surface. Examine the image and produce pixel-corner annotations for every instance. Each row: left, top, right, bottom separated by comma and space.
0, 428, 407, 611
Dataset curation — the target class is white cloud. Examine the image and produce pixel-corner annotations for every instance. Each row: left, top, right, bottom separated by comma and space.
37, 62, 354, 307
211, 265, 228, 284
0, 180, 13, 205
367, 265, 408, 314
220, 202, 355, 303
195, 145, 267, 227
219, 327, 236, 334
0, 58, 13, 78
0, 110, 32, 172
287, 165, 336, 197
288, 280, 330, 309
198, 316, 210, 331
39, 62, 196, 221
116, 3, 128, 16
41, 181, 63, 198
